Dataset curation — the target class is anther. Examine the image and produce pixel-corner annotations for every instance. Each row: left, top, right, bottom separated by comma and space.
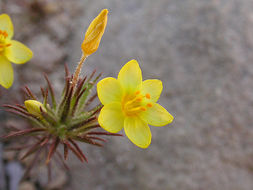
3, 32, 8, 38
145, 93, 151, 99
140, 107, 147, 111
0, 30, 8, 38
147, 103, 152, 107
135, 90, 140, 95
136, 97, 142, 102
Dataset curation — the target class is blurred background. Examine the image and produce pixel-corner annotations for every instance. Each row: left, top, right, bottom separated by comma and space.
0, 0, 253, 189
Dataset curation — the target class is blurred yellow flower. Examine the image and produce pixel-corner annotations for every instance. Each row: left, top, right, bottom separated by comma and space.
0, 14, 33, 89
25, 100, 45, 118
97, 60, 174, 148
81, 9, 108, 56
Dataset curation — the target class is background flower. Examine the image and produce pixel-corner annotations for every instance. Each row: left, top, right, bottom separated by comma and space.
0, 14, 33, 89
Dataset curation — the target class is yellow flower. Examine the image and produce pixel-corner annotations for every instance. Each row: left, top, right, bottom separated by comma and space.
97, 60, 174, 148
0, 14, 33, 89
81, 9, 108, 56
25, 100, 45, 118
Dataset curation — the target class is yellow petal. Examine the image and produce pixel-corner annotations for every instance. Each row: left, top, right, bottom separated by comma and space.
0, 55, 13, 89
141, 79, 163, 102
118, 60, 142, 93
98, 102, 124, 133
5, 40, 33, 64
81, 9, 108, 55
25, 100, 45, 118
97, 77, 123, 105
0, 14, 14, 39
140, 103, 173, 126
124, 116, 151, 148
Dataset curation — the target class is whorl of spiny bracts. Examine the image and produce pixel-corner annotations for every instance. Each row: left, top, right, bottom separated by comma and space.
1, 64, 122, 178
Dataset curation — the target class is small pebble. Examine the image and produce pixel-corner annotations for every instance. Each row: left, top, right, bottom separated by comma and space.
19, 181, 36, 190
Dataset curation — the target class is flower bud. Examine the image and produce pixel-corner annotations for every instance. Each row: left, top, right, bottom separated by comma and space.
25, 100, 46, 118
81, 9, 108, 55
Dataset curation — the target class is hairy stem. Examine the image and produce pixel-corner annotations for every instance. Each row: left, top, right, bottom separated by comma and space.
72, 54, 87, 88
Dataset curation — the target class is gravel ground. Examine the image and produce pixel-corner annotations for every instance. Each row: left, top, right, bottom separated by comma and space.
1, 0, 253, 190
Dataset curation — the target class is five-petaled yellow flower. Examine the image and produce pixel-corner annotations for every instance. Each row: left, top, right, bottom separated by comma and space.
97, 60, 174, 148
0, 14, 33, 89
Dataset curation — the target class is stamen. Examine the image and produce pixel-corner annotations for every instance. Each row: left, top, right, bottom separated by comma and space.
123, 91, 151, 115
147, 103, 152, 107
145, 93, 151, 99
126, 106, 146, 114
0, 43, 12, 51
125, 95, 142, 106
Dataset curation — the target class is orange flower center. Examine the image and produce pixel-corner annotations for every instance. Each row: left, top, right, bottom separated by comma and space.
122, 90, 152, 116
0, 30, 11, 53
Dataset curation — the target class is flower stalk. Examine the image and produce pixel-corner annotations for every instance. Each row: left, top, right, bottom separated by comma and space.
72, 54, 87, 89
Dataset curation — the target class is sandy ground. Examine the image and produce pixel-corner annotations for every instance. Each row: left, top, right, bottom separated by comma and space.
1, 0, 253, 189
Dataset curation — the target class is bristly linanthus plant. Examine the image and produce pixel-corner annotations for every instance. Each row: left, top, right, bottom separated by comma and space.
1, 9, 174, 177
1, 9, 122, 174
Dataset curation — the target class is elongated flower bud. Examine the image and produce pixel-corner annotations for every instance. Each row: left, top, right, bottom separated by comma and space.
81, 9, 108, 55
25, 100, 46, 118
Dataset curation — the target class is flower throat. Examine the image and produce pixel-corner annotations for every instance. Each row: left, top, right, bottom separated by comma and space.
122, 90, 153, 116
0, 30, 11, 53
